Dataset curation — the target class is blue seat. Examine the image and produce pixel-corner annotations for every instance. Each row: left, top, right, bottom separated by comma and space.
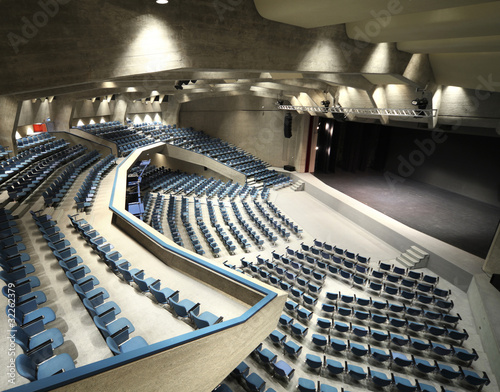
305, 353, 323, 373
190, 310, 222, 329
231, 361, 249, 379
346, 363, 367, 381
283, 340, 302, 357
349, 341, 368, 358
273, 360, 294, 381
325, 358, 344, 376
15, 353, 75, 381
255, 344, 277, 365
94, 315, 135, 338
311, 334, 328, 351
169, 298, 200, 318
297, 307, 313, 322
409, 337, 430, 351
330, 337, 347, 353
461, 369, 490, 390
245, 372, 266, 392
452, 346, 478, 365
430, 341, 453, 356
390, 333, 409, 347
351, 324, 368, 338
369, 346, 390, 363
369, 368, 392, 387
333, 320, 349, 333
290, 322, 308, 338
393, 376, 417, 392
321, 303, 335, 315
436, 362, 461, 380
298, 377, 317, 392
269, 330, 286, 346
8, 304, 56, 328
413, 357, 436, 373
11, 326, 64, 360
370, 327, 389, 342
391, 351, 412, 368
416, 382, 437, 392
317, 318, 332, 330
279, 314, 293, 328
319, 383, 339, 392
371, 312, 387, 324
149, 281, 179, 304
106, 334, 148, 355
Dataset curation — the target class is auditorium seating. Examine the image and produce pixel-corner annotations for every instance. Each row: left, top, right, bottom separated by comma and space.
0, 209, 77, 383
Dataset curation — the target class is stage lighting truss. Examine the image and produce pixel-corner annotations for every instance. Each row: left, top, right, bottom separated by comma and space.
277, 105, 437, 118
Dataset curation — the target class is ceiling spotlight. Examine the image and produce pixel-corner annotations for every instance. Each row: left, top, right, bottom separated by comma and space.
321, 100, 330, 108
156, 0, 168, 4
174, 84, 183, 90
190, 80, 197, 84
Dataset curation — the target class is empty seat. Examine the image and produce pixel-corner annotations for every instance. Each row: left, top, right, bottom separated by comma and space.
15, 353, 75, 381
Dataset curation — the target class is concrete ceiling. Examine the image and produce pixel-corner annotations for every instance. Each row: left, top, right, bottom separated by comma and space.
255, 0, 500, 92
0, 0, 499, 131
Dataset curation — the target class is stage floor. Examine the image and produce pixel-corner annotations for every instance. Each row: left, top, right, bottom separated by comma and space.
314, 169, 500, 259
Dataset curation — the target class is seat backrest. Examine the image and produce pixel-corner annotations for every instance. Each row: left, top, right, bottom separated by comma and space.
105, 336, 122, 355
15, 354, 37, 381
12, 326, 30, 351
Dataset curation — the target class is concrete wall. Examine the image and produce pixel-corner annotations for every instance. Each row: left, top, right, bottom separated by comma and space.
51, 130, 117, 156
180, 96, 310, 171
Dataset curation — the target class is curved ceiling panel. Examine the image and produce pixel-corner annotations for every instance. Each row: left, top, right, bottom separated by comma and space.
254, 0, 496, 29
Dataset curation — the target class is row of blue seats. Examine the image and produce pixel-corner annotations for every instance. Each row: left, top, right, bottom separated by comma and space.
299, 242, 371, 265
37, 212, 148, 355
74, 154, 115, 211
166, 195, 184, 247
68, 214, 222, 330
180, 196, 205, 256
264, 199, 303, 236
248, 200, 292, 240
275, 315, 488, 390
43, 150, 100, 207
16, 132, 55, 150
7, 143, 78, 201
313, 303, 468, 344
3, 210, 76, 382
194, 199, 222, 256
320, 291, 461, 327
207, 200, 238, 254
305, 241, 369, 264
0, 144, 13, 160
231, 202, 268, 248
0, 139, 69, 184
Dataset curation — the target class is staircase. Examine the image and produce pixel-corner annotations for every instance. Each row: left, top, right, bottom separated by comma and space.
290, 180, 305, 192
395, 246, 429, 269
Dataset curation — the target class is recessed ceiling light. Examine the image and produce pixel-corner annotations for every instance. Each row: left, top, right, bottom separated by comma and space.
156, 0, 168, 4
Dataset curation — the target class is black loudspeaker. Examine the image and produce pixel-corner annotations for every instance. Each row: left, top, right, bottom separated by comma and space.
284, 112, 292, 138
284, 165, 295, 171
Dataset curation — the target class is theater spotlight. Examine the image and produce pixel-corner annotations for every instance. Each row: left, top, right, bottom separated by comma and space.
174, 83, 183, 90
411, 97, 428, 109
321, 100, 330, 113
412, 97, 428, 117
190, 80, 197, 84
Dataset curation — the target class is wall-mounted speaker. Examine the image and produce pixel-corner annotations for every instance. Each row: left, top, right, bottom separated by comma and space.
284, 112, 292, 138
